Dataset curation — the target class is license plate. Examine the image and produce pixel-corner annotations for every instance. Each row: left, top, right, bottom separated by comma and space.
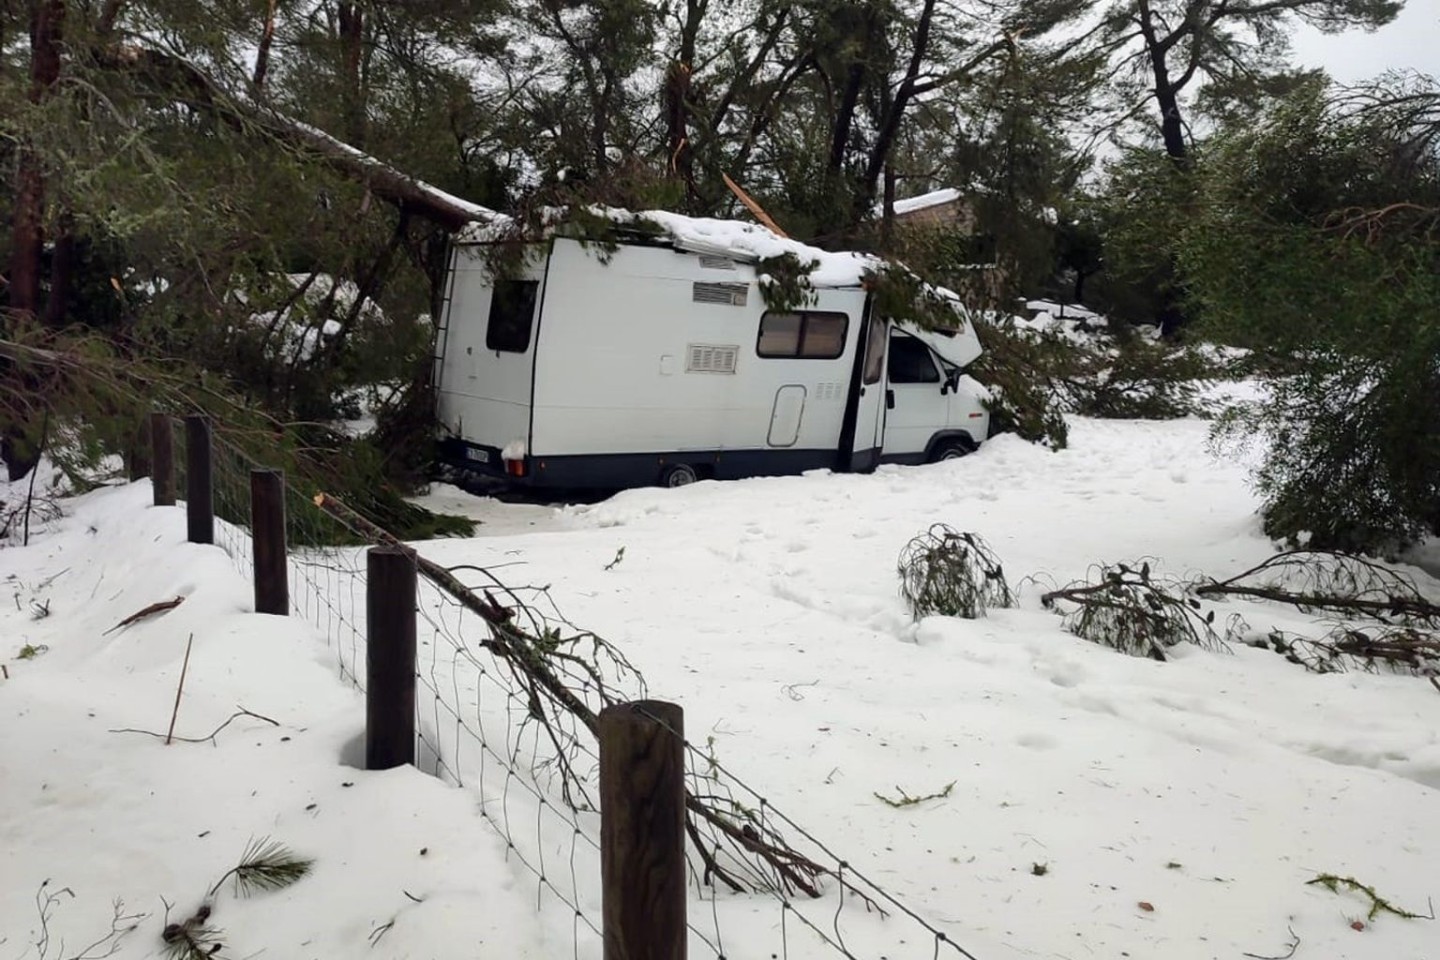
467, 447, 490, 464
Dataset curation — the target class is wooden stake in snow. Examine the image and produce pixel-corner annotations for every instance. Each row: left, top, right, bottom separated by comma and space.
104, 595, 185, 635
166, 633, 195, 746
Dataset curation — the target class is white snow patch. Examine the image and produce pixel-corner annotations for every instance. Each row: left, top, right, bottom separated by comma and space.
5, 417, 1438, 960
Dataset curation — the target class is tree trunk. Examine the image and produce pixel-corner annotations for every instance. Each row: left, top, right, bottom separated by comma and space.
1154, 81, 1187, 163
1137, 2, 1187, 163
43, 212, 74, 327
666, 0, 704, 209
8, 1, 65, 326
3, 0, 66, 481
827, 62, 866, 175
253, 0, 277, 91
337, 2, 366, 146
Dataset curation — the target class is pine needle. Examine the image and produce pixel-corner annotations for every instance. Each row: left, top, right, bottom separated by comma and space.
209, 837, 314, 899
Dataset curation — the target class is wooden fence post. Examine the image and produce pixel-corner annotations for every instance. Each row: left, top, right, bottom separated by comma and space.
250, 469, 288, 615
185, 415, 213, 544
151, 412, 175, 507
366, 545, 416, 770
600, 700, 687, 960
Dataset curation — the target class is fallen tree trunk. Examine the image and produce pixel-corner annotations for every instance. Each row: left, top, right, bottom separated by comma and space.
93, 44, 497, 233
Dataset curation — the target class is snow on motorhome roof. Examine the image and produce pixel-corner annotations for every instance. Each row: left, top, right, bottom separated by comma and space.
618, 209, 879, 288
459, 205, 883, 289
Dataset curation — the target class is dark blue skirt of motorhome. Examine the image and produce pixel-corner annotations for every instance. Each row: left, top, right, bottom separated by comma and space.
438, 437, 878, 489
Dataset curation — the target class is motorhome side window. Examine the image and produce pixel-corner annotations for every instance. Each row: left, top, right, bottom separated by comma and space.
887, 333, 940, 383
756, 311, 848, 360
486, 280, 539, 353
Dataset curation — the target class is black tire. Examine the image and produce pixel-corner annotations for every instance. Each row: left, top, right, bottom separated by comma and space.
660, 463, 699, 487
929, 437, 975, 463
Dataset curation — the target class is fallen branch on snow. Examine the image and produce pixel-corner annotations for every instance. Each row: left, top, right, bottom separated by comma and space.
1242, 925, 1300, 960
109, 707, 279, 745
104, 596, 185, 635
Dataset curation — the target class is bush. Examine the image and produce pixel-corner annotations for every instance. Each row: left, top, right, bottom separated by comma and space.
897, 526, 1013, 619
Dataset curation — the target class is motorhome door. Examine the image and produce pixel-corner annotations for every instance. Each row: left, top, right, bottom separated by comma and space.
881, 329, 950, 458
840, 310, 888, 471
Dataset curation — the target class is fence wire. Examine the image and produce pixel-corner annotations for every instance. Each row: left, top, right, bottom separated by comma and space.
189, 425, 989, 960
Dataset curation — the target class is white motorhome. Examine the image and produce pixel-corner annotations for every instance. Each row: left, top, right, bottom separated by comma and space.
433, 213, 991, 489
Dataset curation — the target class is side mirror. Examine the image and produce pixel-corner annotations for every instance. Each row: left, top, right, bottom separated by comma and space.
941, 369, 960, 395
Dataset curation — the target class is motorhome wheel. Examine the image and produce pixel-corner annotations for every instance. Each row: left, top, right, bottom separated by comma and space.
930, 438, 975, 462
661, 463, 699, 487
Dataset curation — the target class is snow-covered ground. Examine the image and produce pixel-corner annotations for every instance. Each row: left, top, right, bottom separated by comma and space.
3, 417, 1437, 960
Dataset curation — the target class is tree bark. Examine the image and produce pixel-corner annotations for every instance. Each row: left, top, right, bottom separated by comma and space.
665, 0, 704, 208
253, 0, 277, 92
42, 213, 74, 327
3, 0, 66, 480
337, 2, 366, 146
8, 0, 66, 326
1138, 1, 1188, 163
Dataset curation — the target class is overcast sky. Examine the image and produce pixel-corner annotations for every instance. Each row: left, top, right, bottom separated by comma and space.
1289, 1, 1439, 83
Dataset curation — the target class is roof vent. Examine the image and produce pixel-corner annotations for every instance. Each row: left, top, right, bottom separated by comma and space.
692, 281, 748, 306
686, 343, 739, 374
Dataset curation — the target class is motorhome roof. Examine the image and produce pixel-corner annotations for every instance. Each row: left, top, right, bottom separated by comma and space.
457, 206, 978, 338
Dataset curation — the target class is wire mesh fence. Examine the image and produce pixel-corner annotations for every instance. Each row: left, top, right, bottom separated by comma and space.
183, 424, 988, 960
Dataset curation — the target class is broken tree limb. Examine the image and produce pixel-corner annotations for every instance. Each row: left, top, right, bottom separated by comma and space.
104, 595, 184, 635
722, 173, 789, 238
109, 707, 279, 744
310, 490, 835, 899
1193, 550, 1440, 625
312, 492, 603, 735
92, 44, 497, 233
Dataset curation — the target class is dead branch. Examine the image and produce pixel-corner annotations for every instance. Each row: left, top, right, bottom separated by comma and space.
109, 707, 278, 744
1242, 925, 1300, 960
103, 595, 184, 635
30, 880, 144, 960
1195, 550, 1440, 626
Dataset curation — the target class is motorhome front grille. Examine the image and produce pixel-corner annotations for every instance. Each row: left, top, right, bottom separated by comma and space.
692, 281, 748, 306
697, 255, 737, 270
686, 344, 739, 374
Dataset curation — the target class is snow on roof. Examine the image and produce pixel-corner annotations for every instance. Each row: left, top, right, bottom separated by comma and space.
890, 187, 964, 216
615, 209, 879, 288
458, 205, 883, 289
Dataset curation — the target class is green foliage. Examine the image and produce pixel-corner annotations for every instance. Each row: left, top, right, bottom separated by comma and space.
967, 317, 1071, 449
968, 311, 1218, 450
864, 262, 970, 333
874, 781, 955, 808
1179, 78, 1440, 551
210, 838, 315, 899
1072, 328, 1216, 420
756, 253, 820, 312
1042, 560, 1241, 661
163, 835, 315, 960
897, 525, 1013, 620
1306, 873, 1431, 922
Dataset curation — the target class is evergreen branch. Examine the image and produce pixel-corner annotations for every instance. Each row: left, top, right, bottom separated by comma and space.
874, 781, 955, 808
209, 838, 315, 899
1306, 873, 1433, 922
